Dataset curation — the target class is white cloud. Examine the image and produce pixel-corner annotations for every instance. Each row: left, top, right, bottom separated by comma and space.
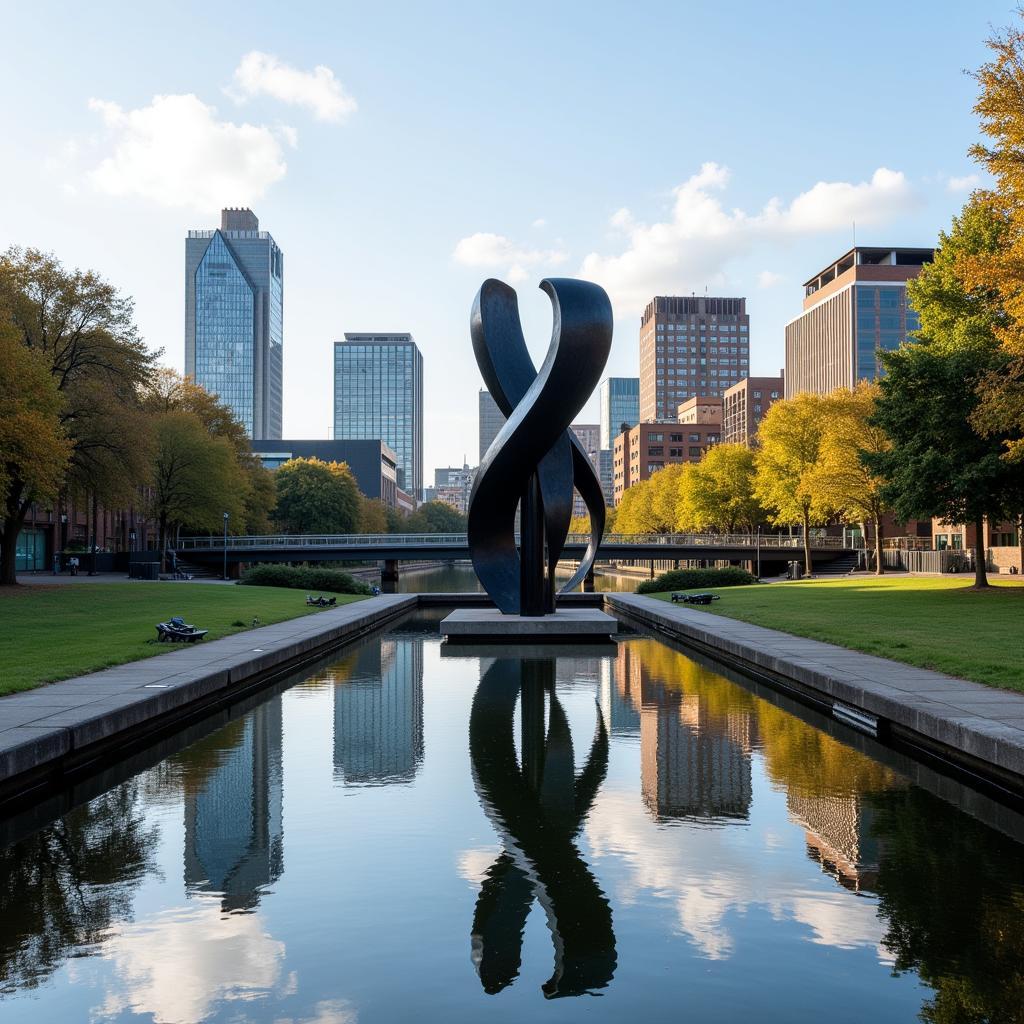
947, 173, 980, 193
758, 270, 785, 288
532, 217, 547, 228
232, 51, 357, 122
275, 999, 360, 1024
85, 94, 288, 212
579, 163, 917, 313
452, 231, 568, 282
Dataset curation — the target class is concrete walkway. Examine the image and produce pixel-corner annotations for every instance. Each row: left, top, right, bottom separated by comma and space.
608, 593, 1024, 787
0, 594, 415, 799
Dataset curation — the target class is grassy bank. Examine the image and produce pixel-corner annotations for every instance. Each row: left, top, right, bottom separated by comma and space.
0, 582, 366, 695
649, 576, 1024, 690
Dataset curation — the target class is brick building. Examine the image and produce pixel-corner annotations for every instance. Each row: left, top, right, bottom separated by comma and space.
722, 375, 784, 446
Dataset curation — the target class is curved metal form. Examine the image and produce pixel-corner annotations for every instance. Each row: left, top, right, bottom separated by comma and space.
468, 657, 615, 997
468, 278, 612, 615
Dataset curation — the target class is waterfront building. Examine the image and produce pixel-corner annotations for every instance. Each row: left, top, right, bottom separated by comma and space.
185, 208, 284, 440
784, 247, 932, 397
599, 377, 641, 451
568, 424, 600, 518
639, 297, 749, 421
722, 375, 784, 446
250, 439, 399, 507
334, 334, 424, 498
433, 463, 475, 514
597, 449, 614, 508
478, 389, 507, 462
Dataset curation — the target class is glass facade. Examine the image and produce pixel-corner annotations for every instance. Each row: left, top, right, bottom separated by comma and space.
194, 233, 256, 434
15, 528, 46, 572
334, 335, 423, 496
853, 285, 920, 381
599, 377, 640, 451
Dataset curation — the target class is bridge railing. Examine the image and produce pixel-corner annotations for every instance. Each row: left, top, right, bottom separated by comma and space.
176, 532, 855, 551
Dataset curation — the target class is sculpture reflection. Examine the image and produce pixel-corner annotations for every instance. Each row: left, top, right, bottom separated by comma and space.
468, 657, 616, 997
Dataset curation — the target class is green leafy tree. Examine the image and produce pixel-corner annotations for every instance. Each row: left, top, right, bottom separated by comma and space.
649, 464, 686, 533
359, 496, 389, 533
753, 393, 831, 576
405, 500, 467, 533
273, 458, 361, 534
677, 444, 762, 534
614, 479, 660, 534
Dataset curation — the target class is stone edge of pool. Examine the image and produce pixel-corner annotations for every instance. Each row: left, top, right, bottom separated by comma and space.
0, 594, 417, 810
606, 593, 1024, 797
2, 591, 1023, 810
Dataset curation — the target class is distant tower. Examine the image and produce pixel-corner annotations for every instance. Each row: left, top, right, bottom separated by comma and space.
185, 208, 284, 439
478, 389, 507, 462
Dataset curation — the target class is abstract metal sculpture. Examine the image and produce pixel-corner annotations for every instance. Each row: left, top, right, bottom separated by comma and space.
468, 278, 613, 615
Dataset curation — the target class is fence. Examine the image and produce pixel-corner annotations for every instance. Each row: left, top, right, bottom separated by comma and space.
881, 548, 974, 573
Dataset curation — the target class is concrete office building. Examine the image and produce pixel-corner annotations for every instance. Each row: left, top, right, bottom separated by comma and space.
433, 463, 475, 514
639, 296, 749, 422
250, 439, 400, 508
599, 377, 641, 451
185, 208, 284, 440
478, 389, 507, 462
784, 247, 933, 398
722, 375, 784, 446
334, 334, 424, 497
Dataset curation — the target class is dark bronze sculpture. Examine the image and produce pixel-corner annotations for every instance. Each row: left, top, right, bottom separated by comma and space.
468, 278, 613, 615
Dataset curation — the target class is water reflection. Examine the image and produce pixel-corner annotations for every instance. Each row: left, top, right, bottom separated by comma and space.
469, 657, 616, 997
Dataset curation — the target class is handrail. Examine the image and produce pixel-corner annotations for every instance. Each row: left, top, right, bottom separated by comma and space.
175, 532, 857, 551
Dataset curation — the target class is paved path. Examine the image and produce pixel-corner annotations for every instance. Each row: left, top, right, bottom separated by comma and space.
608, 593, 1024, 785
0, 594, 415, 796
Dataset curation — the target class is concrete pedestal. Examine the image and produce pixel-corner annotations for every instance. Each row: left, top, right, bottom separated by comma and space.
440, 608, 618, 643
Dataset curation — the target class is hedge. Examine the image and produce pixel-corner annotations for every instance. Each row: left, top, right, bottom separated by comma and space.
636, 566, 756, 594
238, 564, 372, 595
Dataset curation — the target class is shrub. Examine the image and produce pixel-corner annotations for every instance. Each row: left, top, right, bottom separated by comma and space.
238, 564, 372, 595
636, 566, 756, 594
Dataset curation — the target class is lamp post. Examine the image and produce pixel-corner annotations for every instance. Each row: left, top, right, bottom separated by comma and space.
222, 512, 229, 581
756, 526, 761, 581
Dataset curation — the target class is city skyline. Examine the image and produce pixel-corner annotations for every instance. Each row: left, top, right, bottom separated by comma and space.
0, 1, 1004, 472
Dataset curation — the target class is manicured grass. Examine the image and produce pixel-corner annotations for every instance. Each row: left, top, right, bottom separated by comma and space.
0, 582, 366, 695
649, 575, 1024, 691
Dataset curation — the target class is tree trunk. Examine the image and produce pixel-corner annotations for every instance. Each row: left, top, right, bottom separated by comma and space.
874, 514, 884, 575
802, 505, 813, 578
1018, 513, 1023, 579
0, 488, 30, 586
973, 515, 989, 588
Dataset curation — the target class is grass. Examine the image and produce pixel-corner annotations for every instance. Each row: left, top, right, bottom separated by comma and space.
647, 575, 1024, 691
0, 582, 367, 696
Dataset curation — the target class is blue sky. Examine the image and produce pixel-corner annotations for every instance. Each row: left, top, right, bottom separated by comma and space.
0, 1, 1013, 473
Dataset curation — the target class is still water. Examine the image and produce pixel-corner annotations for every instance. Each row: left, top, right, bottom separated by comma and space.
396, 563, 642, 593
2, 611, 1023, 1023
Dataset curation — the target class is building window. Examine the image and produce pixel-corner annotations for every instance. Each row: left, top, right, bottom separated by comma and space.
688, 447, 701, 457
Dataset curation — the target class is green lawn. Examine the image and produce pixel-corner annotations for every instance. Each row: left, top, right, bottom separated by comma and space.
0, 583, 366, 695
649, 576, 1024, 691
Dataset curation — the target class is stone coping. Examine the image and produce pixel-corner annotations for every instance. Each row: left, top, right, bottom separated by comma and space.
0, 595, 416, 803
440, 607, 617, 640
607, 593, 1024, 789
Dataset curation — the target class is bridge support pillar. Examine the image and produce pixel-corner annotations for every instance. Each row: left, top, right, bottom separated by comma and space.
650, 559, 655, 580
381, 559, 400, 583
583, 567, 595, 593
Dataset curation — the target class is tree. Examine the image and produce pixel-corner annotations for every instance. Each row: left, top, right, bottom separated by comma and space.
405, 500, 467, 533
0, 248, 155, 583
359, 497, 389, 533
273, 458, 361, 534
753, 394, 831, 576
614, 479, 660, 534
148, 411, 246, 559
648, 464, 686, 533
677, 444, 762, 534
0, 321, 73, 581
809, 384, 891, 574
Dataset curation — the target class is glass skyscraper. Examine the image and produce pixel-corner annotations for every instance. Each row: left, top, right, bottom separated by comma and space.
185, 208, 283, 439
478, 389, 507, 463
334, 333, 424, 497
599, 377, 640, 450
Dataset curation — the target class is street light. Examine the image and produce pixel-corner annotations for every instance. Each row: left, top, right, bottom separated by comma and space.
222, 512, 229, 580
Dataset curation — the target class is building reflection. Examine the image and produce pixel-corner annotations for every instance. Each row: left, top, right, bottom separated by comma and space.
183, 701, 284, 912
333, 638, 424, 785
787, 793, 881, 892
469, 657, 616, 998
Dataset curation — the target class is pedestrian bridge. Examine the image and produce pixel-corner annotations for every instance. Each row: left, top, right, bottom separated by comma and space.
175, 531, 857, 569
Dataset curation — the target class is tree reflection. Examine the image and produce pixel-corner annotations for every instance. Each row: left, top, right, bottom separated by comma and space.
469, 657, 616, 998
869, 786, 1024, 1023
0, 781, 159, 994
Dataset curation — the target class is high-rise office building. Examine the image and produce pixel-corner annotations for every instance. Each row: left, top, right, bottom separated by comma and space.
185, 208, 284, 439
722, 375, 784, 446
639, 297, 749, 422
478, 389, 506, 462
599, 377, 640, 451
334, 333, 424, 497
570, 424, 601, 517
784, 247, 932, 398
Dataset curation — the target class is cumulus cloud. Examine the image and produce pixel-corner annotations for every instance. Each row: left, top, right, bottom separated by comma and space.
758, 270, 785, 288
231, 51, 357, 122
532, 217, 547, 228
452, 231, 568, 284
579, 163, 917, 313
86, 94, 288, 211
947, 173, 980, 193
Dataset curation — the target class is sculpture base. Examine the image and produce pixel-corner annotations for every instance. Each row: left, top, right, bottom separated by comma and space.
440, 608, 618, 644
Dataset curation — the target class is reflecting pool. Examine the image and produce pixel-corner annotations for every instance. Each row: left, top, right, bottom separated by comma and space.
396, 563, 641, 593
2, 611, 1023, 1023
